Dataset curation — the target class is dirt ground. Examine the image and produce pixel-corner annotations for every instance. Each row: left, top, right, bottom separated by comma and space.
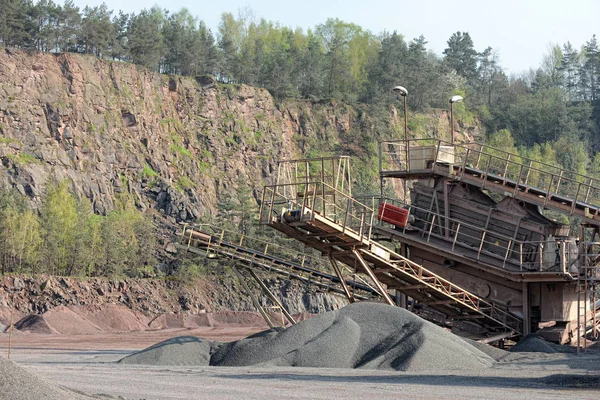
1, 328, 600, 400
0, 326, 265, 351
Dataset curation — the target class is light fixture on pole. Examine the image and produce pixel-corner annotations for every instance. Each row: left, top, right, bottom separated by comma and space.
449, 95, 463, 145
392, 86, 409, 167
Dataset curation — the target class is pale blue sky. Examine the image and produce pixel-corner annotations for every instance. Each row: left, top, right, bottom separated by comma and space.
73, 0, 599, 74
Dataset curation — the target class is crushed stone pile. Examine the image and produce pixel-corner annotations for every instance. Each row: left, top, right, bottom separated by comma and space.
14, 314, 59, 334
9, 306, 278, 335
208, 311, 272, 326
119, 336, 214, 366
462, 338, 509, 361
121, 302, 495, 371
510, 335, 576, 353
0, 356, 94, 400
146, 311, 272, 330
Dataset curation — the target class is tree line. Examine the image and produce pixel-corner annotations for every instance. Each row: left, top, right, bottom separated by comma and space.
0, 180, 156, 277
2, 3, 600, 208
1, 1, 599, 155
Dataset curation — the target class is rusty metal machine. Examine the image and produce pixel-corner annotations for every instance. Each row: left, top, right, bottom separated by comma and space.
257, 142, 599, 345
374, 139, 599, 344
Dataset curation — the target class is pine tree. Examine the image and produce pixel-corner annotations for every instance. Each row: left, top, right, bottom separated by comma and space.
443, 31, 479, 82
127, 7, 165, 71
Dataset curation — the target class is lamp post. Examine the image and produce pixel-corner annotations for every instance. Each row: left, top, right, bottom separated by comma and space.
392, 86, 409, 167
449, 95, 463, 145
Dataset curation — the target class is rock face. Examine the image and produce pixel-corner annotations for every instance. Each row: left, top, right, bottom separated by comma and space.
0, 50, 365, 222
0, 274, 347, 326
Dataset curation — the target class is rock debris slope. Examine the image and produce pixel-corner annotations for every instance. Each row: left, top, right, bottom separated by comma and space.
120, 302, 495, 371
0, 356, 95, 400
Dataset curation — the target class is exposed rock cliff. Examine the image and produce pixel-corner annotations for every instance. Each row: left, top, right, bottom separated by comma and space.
0, 49, 369, 223
0, 49, 478, 221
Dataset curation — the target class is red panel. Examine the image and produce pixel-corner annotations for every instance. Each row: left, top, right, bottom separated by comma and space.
378, 203, 409, 227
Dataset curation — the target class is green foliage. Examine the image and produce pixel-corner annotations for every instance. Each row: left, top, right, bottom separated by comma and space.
443, 32, 479, 81
0, 189, 41, 275
140, 164, 158, 181
5, 152, 38, 165
97, 195, 156, 277
41, 180, 79, 275
0, 137, 19, 144
176, 176, 194, 191
173, 259, 206, 283
0, 180, 155, 278
169, 132, 193, 158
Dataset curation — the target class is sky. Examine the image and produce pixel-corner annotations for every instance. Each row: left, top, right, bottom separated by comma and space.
72, 0, 599, 74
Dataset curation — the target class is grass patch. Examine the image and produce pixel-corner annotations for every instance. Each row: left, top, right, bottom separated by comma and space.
176, 176, 195, 191
0, 137, 19, 145
140, 164, 159, 182
171, 143, 192, 157
6, 152, 38, 165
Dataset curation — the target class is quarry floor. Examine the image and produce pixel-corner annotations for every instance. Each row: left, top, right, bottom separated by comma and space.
1, 329, 600, 400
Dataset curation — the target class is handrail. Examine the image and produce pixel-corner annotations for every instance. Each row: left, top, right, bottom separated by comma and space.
360, 195, 579, 274
379, 138, 600, 214
261, 180, 375, 238
363, 247, 523, 333
181, 223, 320, 269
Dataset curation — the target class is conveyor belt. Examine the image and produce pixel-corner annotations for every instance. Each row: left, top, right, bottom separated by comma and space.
177, 225, 379, 300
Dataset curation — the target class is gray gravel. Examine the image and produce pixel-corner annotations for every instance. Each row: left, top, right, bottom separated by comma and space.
119, 335, 213, 366
122, 302, 495, 371
510, 335, 576, 354
0, 356, 94, 400
463, 338, 509, 361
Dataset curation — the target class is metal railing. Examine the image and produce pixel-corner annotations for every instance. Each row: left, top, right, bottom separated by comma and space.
358, 244, 523, 334
380, 139, 600, 213
260, 180, 376, 241
361, 195, 578, 273
181, 223, 320, 271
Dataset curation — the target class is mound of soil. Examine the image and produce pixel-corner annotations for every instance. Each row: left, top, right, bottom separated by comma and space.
209, 311, 270, 327
147, 313, 186, 330
14, 315, 59, 334
182, 314, 213, 328
69, 304, 147, 332
510, 335, 576, 353
26, 306, 101, 335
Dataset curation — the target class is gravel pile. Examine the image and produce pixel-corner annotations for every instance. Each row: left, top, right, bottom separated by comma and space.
510, 335, 576, 353
0, 356, 94, 400
122, 302, 495, 371
463, 338, 509, 361
69, 304, 147, 332
14, 314, 59, 334
119, 336, 214, 366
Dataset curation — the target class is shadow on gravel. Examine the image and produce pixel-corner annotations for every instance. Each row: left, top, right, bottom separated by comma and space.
216, 373, 600, 390
504, 354, 600, 371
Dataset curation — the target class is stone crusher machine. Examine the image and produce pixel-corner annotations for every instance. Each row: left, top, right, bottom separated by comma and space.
259, 156, 523, 343
374, 139, 600, 345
